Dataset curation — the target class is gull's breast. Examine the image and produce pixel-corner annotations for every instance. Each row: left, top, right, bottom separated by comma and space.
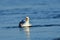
22, 22, 31, 27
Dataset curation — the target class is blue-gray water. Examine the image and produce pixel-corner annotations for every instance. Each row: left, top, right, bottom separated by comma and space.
0, 0, 60, 40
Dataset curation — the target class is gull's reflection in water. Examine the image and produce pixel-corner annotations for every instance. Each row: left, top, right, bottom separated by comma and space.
24, 26, 30, 40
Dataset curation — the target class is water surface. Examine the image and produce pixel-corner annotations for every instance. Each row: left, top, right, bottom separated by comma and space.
0, 0, 60, 40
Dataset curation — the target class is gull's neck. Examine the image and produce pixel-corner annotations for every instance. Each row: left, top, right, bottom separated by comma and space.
26, 20, 29, 23
25, 17, 29, 23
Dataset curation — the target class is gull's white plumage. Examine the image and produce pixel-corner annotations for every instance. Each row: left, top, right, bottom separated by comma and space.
20, 17, 31, 27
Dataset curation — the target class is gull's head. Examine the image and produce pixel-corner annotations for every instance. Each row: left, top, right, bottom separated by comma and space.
26, 16, 29, 22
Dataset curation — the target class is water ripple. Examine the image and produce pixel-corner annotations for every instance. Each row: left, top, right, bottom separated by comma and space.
0, 24, 60, 29
53, 38, 60, 40
0, 9, 60, 19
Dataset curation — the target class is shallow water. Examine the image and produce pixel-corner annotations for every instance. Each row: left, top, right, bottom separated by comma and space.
0, 0, 60, 40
